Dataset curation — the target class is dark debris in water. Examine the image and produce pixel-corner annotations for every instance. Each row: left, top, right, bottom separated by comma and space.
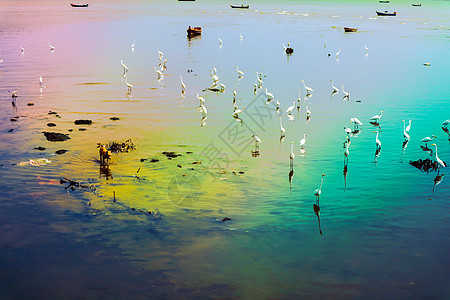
60, 177, 96, 192
74, 119, 93, 125
110, 117, 120, 121
162, 151, 181, 158
43, 132, 70, 142
47, 123, 56, 127
106, 139, 136, 153
55, 149, 68, 155
34, 146, 46, 151
409, 158, 446, 172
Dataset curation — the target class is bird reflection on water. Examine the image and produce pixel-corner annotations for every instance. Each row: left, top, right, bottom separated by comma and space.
433, 173, 444, 194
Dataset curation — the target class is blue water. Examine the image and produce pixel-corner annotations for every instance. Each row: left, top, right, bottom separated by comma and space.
0, 0, 449, 298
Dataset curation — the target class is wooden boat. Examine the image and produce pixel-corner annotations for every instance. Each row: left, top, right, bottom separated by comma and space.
376, 10, 397, 16
187, 26, 202, 37
230, 4, 249, 9
70, 3, 89, 7
344, 27, 357, 32
412, 4, 422, 6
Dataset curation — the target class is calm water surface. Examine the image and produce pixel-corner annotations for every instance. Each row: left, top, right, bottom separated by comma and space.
0, 0, 449, 298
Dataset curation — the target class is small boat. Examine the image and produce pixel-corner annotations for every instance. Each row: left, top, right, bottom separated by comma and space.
230, 4, 250, 9
379, 1, 389, 3
412, 4, 422, 6
70, 3, 89, 7
187, 26, 202, 37
376, 10, 397, 16
344, 27, 357, 32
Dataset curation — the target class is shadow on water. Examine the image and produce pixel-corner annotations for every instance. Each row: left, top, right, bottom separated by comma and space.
433, 173, 444, 194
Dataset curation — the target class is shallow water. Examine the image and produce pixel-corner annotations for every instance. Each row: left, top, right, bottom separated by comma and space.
1, 0, 449, 298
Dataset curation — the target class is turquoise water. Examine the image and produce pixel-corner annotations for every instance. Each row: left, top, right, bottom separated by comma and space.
0, 0, 449, 298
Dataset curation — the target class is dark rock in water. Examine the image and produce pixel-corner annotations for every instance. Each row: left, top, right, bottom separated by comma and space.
106, 139, 135, 153
47, 123, 56, 127
55, 115, 61, 118
186, 151, 193, 154
68, 129, 73, 132
239, 171, 244, 174
162, 151, 181, 158
48, 111, 57, 115
8, 129, 14, 133
140, 158, 147, 162
10, 118, 17, 122
55, 149, 68, 155
110, 117, 120, 121
79, 128, 87, 131
27, 102, 34, 106
177, 165, 182, 168
188, 168, 194, 170
192, 161, 201, 164
74, 119, 92, 125
34, 146, 46, 151
222, 217, 232, 222
150, 158, 159, 163
409, 158, 446, 172
43, 132, 70, 142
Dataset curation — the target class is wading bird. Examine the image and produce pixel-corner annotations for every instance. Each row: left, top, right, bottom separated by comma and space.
265, 88, 274, 103
286, 101, 295, 115
240, 33, 243, 40
300, 134, 306, 149
402, 120, 410, 140
153, 67, 163, 80
374, 131, 381, 149
306, 106, 311, 119
370, 111, 384, 123
235, 66, 244, 77
120, 60, 128, 74
301, 80, 313, 95
405, 120, 412, 133
342, 85, 350, 99
431, 143, 446, 174
330, 80, 339, 93
280, 117, 286, 137
11, 88, 18, 98
125, 79, 132, 92
350, 117, 363, 129
252, 135, 261, 149
314, 173, 325, 200
421, 135, 437, 147
48, 42, 55, 51
180, 76, 186, 93
20, 44, 25, 53
217, 36, 223, 46
335, 48, 341, 58
290, 141, 295, 167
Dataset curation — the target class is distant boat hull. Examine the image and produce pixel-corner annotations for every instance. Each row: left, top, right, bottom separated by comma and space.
412, 4, 422, 6
230, 5, 249, 9
344, 27, 357, 32
187, 26, 202, 37
70, 3, 89, 7
376, 11, 397, 16
379, 1, 390, 3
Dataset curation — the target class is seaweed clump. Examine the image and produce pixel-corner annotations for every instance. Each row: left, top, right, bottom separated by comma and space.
409, 158, 445, 172
105, 139, 136, 153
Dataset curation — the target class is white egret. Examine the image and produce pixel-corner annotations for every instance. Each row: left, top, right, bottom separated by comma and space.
443, 120, 450, 127
265, 88, 274, 102
350, 117, 363, 129
344, 126, 352, 135
232, 107, 244, 116
402, 120, 410, 140
232, 90, 237, 105
39, 76, 43, 88
195, 93, 205, 105
240, 33, 243, 40
217, 35, 223, 46
431, 144, 446, 172
342, 85, 350, 99
254, 84, 258, 95
286, 101, 296, 115
314, 173, 325, 200
300, 134, 306, 150
374, 131, 381, 149
11, 88, 18, 98
301, 80, 313, 95
421, 135, 437, 147
370, 111, 384, 123
405, 120, 412, 133
20, 44, 25, 53
365, 44, 369, 53
276, 100, 280, 114
200, 103, 207, 115
252, 135, 261, 149
153, 67, 163, 80
160, 59, 167, 71
335, 48, 341, 58
125, 80, 132, 92
131, 41, 135, 50
255, 72, 263, 88
235, 66, 244, 77
306, 106, 311, 119
158, 48, 164, 59
120, 60, 128, 74
180, 76, 186, 93
330, 80, 339, 93
280, 117, 286, 137
212, 66, 217, 76
48, 42, 55, 51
